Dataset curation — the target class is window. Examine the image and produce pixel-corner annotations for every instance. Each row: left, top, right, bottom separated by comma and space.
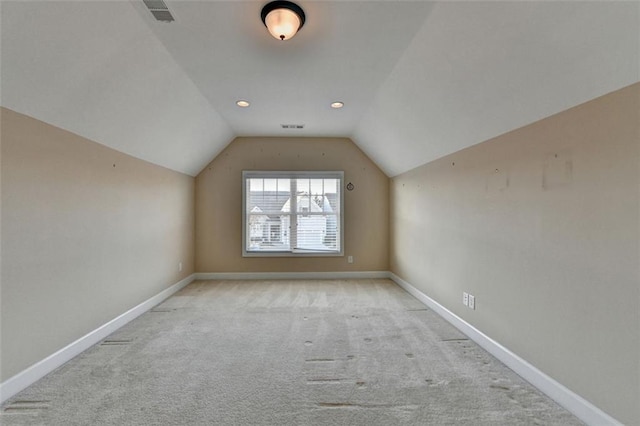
243, 171, 344, 256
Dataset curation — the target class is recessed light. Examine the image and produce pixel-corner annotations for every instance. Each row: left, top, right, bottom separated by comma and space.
330, 101, 344, 109
236, 100, 250, 108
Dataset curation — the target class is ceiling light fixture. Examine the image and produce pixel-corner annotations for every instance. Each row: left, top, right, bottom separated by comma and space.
236, 100, 250, 107
330, 102, 344, 109
261, 1, 305, 41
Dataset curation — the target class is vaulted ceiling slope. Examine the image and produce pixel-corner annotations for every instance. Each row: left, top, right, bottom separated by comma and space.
1, 1, 638, 177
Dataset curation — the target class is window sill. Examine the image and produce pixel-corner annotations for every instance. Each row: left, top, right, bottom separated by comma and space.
243, 250, 343, 258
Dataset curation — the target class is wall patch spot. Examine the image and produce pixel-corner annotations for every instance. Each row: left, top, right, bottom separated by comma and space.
486, 167, 508, 193
543, 150, 572, 189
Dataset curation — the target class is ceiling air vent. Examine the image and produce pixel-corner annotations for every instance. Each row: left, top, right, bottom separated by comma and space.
281, 124, 305, 129
143, 0, 175, 22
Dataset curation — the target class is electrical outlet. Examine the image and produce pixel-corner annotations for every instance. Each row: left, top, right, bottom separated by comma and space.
179, 262, 183, 272
463, 292, 469, 306
468, 294, 475, 310
347, 256, 354, 264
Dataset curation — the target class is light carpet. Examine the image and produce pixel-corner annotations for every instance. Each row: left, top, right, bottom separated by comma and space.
1, 279, 583, 425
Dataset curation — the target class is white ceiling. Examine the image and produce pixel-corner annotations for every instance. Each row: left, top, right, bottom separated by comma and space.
2, 1, 638, 177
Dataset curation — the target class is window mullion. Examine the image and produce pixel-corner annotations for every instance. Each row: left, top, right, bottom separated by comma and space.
290, 179, 297, 251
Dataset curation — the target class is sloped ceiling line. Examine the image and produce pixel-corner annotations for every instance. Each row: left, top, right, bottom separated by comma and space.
354, 1, 640, 177
2, 1, 638, 177
1, 0, 234, 177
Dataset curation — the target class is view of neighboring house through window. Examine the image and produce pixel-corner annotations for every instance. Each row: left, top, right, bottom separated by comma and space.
242, 171, 343, 256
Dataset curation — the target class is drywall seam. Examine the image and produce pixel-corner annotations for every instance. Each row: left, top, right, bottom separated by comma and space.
0, 274, 195, 404
195, 271, 390, 280
389, 272, 622, 426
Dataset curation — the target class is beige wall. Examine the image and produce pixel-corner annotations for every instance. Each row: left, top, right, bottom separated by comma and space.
2, 86, 636, 423
0, 108, 195, 381
390, 83, 639, 425
195, 137, 389, 273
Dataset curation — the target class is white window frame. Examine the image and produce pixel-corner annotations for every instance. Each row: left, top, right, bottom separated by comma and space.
242, 170, 344, 257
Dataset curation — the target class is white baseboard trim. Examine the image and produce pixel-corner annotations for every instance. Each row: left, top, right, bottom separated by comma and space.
195, 271, 390, 281
1, 271, 620, 425
388, 272, 621, 426
0, 273, 195, 405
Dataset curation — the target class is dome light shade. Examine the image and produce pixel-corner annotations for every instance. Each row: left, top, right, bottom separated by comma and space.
261, 1, 305, 41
